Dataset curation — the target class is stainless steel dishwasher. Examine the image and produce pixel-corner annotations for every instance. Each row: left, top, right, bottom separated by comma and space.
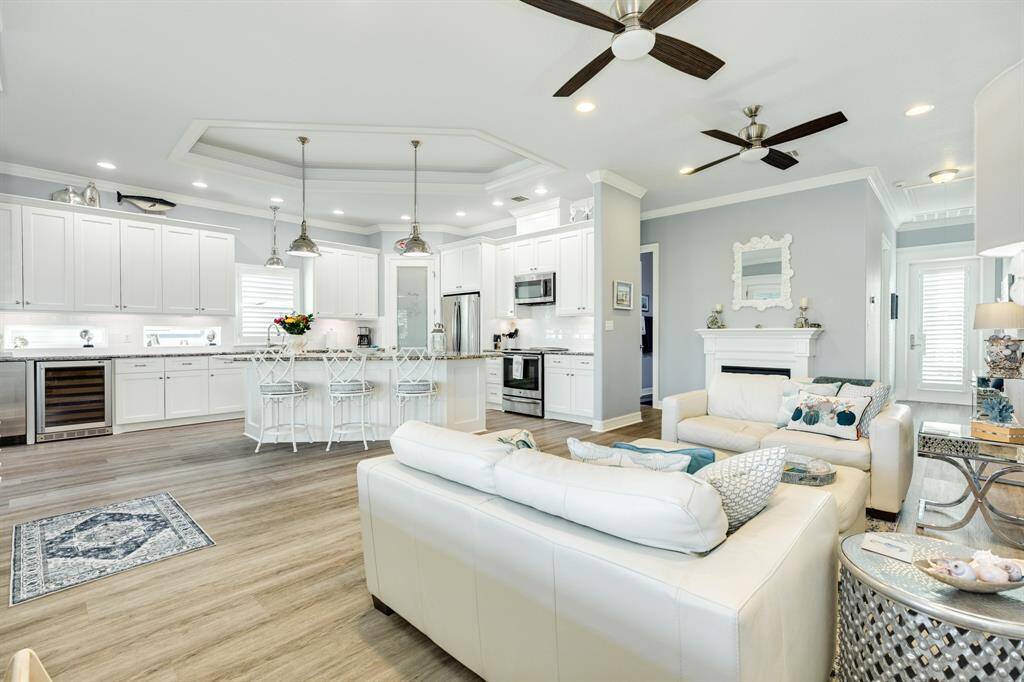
0, 361, 28, 445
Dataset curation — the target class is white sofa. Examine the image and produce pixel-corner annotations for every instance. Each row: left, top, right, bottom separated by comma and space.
359, 423, 839, 682
661, 372, 914, 516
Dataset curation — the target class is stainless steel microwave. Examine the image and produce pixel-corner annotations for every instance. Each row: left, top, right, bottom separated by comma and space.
514, 272, 555, 305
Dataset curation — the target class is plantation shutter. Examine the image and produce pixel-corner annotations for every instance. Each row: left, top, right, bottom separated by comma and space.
919, 266, 967, 390
237, 265, 298, 344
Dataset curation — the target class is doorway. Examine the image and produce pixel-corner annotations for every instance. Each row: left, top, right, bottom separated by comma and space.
640, 244, 659, 407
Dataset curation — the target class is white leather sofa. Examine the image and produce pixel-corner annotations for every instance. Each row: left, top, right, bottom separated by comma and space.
661, 372, 914, 516
359, 423, 840, 682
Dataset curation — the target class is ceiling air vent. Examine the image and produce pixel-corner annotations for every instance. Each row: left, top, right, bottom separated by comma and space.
510, 195, 530, 202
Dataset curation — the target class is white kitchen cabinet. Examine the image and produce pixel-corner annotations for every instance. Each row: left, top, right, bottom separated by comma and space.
543, 354, 594, 423
544, 366, 573, 414
317, 248, 378, 319
571, 368, 595, 418
209, 368, 245, 414
581, 227, 595, 314
440, 248, 460, 294
115, 372, 166, 424
22, 206, 74, 311
337, 251, 359, 317
440, 244, 482, 294
554, 228, 595, 317
74, 213, 121, 312
164, 369, 210, 419
120, 220, 163, 313
198, 231, 235, 315
357, 252, 379, 318
513, 235, 557, 275
485, 356, 504, 408
0, 202, 23, 310
494, 243, 515, 319
162, 226, 201, 314
314, 248, 342, 317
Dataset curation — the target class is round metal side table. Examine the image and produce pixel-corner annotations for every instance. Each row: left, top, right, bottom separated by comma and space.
838, 533, 1024, 682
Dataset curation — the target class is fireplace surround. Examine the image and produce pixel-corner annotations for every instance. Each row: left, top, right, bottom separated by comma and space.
696, 328, 824, 387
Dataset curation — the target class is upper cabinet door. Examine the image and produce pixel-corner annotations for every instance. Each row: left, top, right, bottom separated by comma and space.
357, 253, 378, 318
440, 248, 460, 294
0, 203, 23, 310
555, 231, 582, 316
534, 235, 558, 273
161, 226, 200, 314
314, 248, 341, 317
494, 244, 515, 319
120, 220, 163, 313
74, 214, 121, 312
198, 231, 235, 315
459, 244, 482, 293
513, 240, 535, 275
581, 228, 595, 314
337, 251, 359, 317
22, 207, 74, 311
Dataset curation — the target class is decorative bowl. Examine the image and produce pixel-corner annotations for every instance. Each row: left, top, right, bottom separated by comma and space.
914, 558, 1024, 594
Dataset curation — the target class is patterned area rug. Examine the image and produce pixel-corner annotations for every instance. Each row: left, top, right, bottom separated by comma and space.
10, 492, 214, 605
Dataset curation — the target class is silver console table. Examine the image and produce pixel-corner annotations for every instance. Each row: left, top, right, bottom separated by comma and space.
838, 533, 1024, 682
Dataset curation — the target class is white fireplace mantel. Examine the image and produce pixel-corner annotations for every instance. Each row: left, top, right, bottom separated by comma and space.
695, 328, 824, 387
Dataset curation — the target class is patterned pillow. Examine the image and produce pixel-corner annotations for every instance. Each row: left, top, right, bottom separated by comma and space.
837, 383, 891, 436
776, 379, 841, 427
813, 376, 874, 388
612, 441, 716, 474
695, 447, 787, 532
567, 438, 697, 473
496, 429, 537, 451
786, 391, 872, 441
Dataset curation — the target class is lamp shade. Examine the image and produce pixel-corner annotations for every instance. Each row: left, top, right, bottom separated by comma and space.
973, 302, 1024, 330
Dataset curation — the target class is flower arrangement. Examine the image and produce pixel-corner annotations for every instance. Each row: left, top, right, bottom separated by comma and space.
274, 312, 315, 336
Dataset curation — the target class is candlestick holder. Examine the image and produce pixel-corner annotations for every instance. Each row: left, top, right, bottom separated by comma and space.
794, 304, 809, 328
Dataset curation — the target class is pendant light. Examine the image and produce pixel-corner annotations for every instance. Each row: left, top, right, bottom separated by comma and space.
394, 139, 432, 257
264, 205, 285, 269
286, 135, 321, 258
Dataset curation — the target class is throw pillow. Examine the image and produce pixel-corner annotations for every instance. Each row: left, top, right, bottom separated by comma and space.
496, 429, 537, 452
813, 376, 874, 388
612, 441, 716, 474
694, 446, 787, 532
786, 391, 872, 441
567, 438, 698, 473
837, 383, 891, 437
775, 379, 841, 427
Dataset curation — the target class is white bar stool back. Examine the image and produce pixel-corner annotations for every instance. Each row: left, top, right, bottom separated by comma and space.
251, 346, 312, 453
324, 351, 375, 451
394, 348, 438, 425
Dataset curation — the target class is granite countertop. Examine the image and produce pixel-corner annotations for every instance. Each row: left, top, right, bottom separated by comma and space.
0, 349, 255, 362
490, 350, 594, 356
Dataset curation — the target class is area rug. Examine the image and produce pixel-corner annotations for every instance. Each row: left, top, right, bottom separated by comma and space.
10, 492, 214, 605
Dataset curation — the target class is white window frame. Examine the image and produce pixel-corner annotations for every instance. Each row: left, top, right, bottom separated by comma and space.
235, 263, 300, 346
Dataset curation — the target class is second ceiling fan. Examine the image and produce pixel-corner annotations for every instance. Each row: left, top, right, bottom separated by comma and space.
521, 0, 725, 96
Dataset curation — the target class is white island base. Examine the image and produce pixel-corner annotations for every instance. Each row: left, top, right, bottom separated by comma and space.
242, 356, 488, 445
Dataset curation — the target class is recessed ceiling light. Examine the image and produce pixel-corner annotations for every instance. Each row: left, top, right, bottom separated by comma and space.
401, 214, 411, 221
456, 210, 466, 217
192, 181, 208, 189
679, 166, 695, 175
929, 168, 959, 184
96, 161, 116, 170
332, 209, 345, 215
492, 199, 504, 207
270, 196, 284, 204
575, 101, 596, 113
534, 186, 548, 195
905, 104, 934, 117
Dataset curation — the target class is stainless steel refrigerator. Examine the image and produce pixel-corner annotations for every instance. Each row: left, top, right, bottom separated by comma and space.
442, 292, 481, 354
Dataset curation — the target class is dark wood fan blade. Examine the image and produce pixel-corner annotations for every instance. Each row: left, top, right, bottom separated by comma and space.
519, 0, 624, 32
761, 148, 799, 170
701, 129, 748, 147
553, 48, 615, 97
639, 0, 700, 29
649, 33, 724, 80
688, 152, 740, 174
762, 111, 847, 147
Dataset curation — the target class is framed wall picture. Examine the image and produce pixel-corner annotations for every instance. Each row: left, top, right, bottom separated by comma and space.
613, 280, 634, 310
641, 294, 650, 313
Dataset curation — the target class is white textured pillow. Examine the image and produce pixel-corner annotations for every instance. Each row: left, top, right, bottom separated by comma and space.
390, 421, 511, 494
566, 437, 691, 472
695, 447, 787, 532
495, 449, 727, 553
786, 391, 872, 441
776, 380, 841, 427
707, 372, 789, 424
837, 383, 891, 436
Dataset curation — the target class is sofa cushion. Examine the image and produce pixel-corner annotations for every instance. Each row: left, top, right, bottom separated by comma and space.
695, 447, 787, 533
677, 415, 778, 454
761, 429, 872, 470
707, 372, 788, 424
391, 421, 511, 493
493, 449, 728, 554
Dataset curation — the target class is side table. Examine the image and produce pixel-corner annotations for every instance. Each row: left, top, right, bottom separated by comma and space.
838, 533, 1024, 681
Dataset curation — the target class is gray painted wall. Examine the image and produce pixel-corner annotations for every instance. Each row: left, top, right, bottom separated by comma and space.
896, 223, 974, 248
593, 181, 642, 422
641, 181, 878, 397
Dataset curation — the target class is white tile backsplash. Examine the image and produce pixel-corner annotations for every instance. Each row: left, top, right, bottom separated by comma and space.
493, 305, 594, 351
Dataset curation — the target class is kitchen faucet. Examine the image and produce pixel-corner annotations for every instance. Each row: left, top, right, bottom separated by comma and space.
266, 323, 283, 347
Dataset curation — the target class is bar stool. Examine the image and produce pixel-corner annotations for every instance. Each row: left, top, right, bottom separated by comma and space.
251, 346, 311, 453
394, 348, 438, 425
324, 350, 375, 452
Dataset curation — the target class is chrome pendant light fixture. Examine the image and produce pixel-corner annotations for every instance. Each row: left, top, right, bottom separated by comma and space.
394, 139, 432, 257
286, 135, 321, 258
264, 204, 285, 269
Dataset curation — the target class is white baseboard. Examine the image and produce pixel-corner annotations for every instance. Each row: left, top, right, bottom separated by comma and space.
591, 411, 643, 433
544, 410, 592, 426
114, 412, 242, 434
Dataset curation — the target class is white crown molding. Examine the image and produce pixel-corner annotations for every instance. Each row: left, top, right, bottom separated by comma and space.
586, 170, 648, 199
464, 216, 516, 236
0, 160, 375, 234
864, 167, 901, 229
898, 212, 976, 232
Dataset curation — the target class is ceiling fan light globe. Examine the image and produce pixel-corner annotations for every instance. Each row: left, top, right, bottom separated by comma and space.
739, 147, 770, 163
611, 27, 655, 60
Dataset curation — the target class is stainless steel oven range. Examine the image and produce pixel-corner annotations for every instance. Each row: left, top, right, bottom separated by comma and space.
501, 347, 569, 418
35, 359, 113, 441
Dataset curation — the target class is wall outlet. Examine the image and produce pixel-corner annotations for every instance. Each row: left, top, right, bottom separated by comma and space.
604, 320, 614, 331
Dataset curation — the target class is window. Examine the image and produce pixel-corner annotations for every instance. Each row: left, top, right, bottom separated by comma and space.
919, 266, 967, 389
236, 264, 299, 345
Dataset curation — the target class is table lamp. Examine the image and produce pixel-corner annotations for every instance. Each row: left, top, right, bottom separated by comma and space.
973, 302, 1024, 378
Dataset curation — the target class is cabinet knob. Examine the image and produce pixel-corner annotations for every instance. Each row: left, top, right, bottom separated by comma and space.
24, 301, 30, 305
14, 300, 21, 305
201, 307, 206, 311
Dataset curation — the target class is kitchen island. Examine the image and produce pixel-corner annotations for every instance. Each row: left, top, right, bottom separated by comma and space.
241, 351, 492, 444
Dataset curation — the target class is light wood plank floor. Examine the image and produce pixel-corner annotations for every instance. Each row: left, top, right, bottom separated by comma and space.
1, 404, 1020, 680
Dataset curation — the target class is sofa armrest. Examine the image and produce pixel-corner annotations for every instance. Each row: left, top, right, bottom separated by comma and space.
660, 389, 708, 442
867, 402, 914, 514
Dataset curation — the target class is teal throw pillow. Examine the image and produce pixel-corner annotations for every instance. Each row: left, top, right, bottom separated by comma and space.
612, 442, 715, 474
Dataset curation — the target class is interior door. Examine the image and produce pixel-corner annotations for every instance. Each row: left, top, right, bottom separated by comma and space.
907, 258, 980, 404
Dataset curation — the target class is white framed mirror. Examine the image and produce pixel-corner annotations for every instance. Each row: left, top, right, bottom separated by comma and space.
732, 234, 793, 310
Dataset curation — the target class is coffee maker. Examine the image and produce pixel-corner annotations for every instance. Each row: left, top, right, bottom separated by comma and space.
356, 326, 372, 348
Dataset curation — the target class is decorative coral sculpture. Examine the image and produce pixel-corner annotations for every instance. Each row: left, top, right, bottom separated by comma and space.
982, 396, 1015, 424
